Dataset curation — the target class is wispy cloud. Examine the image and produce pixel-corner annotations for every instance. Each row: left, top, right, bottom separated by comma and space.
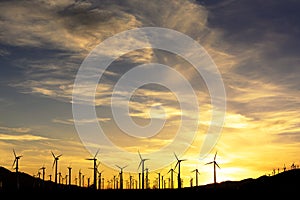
0, 126, 51, 142
0, 134, 49, 141
0, 126, 31, 133
52, 117, 111, 125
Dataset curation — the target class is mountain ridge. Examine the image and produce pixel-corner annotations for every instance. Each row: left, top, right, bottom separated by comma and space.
1, 166, 299, 196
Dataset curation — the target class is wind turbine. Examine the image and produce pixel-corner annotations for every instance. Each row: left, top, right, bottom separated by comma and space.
137, 150, 149, 189
78, 169, 82, 186
205, 151, 220, 184
156, 172, 161, 189
12, 149, 22, 190
51, 151, 62, 185
12, 149, 22, 173
98, 169, 104, 189
116, 164, 128, 189
174, 152, 187, 189
168, 168, 176, 189
191, 168, 200, 186
39, 165, 46, 182
48, 174, 52, 181
86, 148, 100, 190
145, 167, 150, 189
67, 165, 72, 185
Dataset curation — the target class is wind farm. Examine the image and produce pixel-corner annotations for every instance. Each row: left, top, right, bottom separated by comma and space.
0, 148, 299, 197
0, 0, 300, 197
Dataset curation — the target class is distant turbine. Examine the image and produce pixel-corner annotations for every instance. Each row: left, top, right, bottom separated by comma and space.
51, 151, 62, 185
39, 165, 46, 182
205, 151, 220, 184
48, 174, 52, 181
116, 164, 128, 189
174, 152, 187, 189
191, 168, 200, 186
78, 169, 82, 186
98, 169, 104, 190
12, 149, 22, 173
12, 149, 22, 190
156, 172, 161, 189
145, 168, 150, 189
137, 150, 149, 189
168, 168, 176, 189
67, 165, 72, 185
86, 148, 100, 190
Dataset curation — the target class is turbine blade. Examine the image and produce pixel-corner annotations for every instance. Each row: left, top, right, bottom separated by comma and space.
52, 159, 55, 169
205, 161, 213, 165
51, 151, 55, 158
215, 162, 221, 169
12, 159, 16, 168
173, 152, 179, 161
96, 161, 100, 168
13, 149, 16, 157
138, 150, 142, 160
57, 154, 62, 158
137, 161, 142, 170
214, 151, 217, 161
94, 148, 100, 158
174, 161, 179, 170
116, 165, 121, 169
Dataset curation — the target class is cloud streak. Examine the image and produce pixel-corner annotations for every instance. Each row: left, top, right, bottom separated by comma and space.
0, 134, 49, 141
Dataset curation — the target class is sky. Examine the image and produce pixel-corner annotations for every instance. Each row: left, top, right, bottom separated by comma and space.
0, 0, 300, 188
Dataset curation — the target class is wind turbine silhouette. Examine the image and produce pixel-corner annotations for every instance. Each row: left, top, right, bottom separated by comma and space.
39, 165, 46, 182
51, 151, 62, 185
116, 164, 128, 189
12, 149, 22, 173
191, 168, 200, 186
168, 167, 176, 189
98, 169, 104, 189
138, 150, 149, 189
78, 169, 82, 186
86, 148, 100, 190
156, 172, 161, 189
12, 149, 22, 190
67, 165, 72, 185
174, 152, 186, 189
205, 151, 220, 184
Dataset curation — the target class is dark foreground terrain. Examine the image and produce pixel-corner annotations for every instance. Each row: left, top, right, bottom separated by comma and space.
1, 166, 299, 198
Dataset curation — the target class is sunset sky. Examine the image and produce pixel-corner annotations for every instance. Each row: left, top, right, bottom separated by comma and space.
0, 0, 300, 188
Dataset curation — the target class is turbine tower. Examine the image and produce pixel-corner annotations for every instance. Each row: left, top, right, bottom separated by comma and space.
86, 148, 100, 190
67, 165, 72, 185
116, 164, 128, 189
51, 151, 62, 185
138, 150, 149, 189
174, 152, 186, 189
156, 172, 161, 189
205, 151, 220, 184
78, 169, 82, 186
191, 168, 200, 186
